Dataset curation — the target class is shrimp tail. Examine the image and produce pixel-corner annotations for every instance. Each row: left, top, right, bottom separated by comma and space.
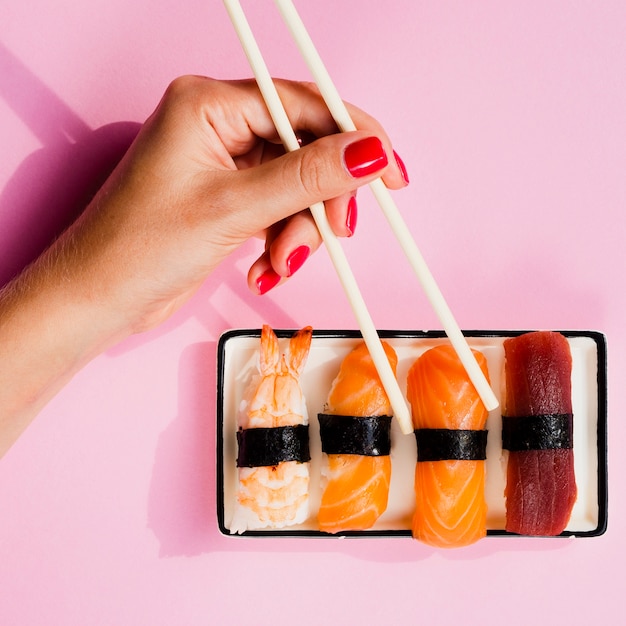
260, 324, 281, 376
288, 326, 313, 375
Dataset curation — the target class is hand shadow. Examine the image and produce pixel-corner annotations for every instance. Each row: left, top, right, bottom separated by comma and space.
0, 41, 141, 287
0, 121, 141, 286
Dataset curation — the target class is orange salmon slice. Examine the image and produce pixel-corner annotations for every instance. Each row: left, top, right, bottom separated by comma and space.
407, 344, 490, 548
318, 341, 397, 534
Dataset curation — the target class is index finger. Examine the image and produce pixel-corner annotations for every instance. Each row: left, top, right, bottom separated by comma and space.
198, 77, 389, 148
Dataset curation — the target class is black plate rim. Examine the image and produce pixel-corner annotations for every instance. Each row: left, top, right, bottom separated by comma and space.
216, 329, 608, 539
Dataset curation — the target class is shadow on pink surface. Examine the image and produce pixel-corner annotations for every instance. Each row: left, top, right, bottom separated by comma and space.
0, 42, 140, 286
145, 341, 217, 558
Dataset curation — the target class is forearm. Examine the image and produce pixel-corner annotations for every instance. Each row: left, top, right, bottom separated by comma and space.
0, 235, 130, 458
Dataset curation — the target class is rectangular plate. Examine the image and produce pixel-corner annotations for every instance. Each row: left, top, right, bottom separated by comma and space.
216, 330, 607, 538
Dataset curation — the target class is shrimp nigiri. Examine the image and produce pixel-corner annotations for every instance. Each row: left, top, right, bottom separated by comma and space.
407, 344, 490, 548
230, 325, 313, 533
317, 341, 397, 533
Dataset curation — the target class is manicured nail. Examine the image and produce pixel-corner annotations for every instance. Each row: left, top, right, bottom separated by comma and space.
286, 245, 310, 277
346, 195, 358, 237
344, 136, 388, 178
394, 150, 410, 185
256, 269, 281, 295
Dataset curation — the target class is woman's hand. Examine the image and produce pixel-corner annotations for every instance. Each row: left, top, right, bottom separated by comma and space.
67, 75, 408, 333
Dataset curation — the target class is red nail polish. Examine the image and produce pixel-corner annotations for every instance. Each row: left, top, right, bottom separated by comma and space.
286, 245, 310, 276
346, 195, 358, 236
394, 150, 410, 185
344, 137, 388, 178
256, 269, 281, 295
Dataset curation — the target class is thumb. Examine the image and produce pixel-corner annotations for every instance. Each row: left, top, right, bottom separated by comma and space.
233, 131, 391, 233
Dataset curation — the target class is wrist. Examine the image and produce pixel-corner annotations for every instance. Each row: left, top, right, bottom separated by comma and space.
0, 241, 132, 456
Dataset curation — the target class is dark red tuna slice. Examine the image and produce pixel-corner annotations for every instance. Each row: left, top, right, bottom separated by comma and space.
503, 332, 577, 536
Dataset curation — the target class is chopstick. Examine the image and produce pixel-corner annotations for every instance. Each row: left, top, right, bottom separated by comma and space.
223, 0, 414, 434
274, 0, 499, 413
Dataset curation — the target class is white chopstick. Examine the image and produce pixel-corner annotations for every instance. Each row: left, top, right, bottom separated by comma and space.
273, 0, 499, 413
223, 0, 414, 434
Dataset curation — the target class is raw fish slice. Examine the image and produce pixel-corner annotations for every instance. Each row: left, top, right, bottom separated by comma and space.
326, 341, 398, 417
317, 455, 391, 534
407, 344, 490, 548
503, 331, 577, 536
317, 341, 396, 533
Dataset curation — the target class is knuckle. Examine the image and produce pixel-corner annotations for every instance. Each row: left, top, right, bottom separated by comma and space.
295, 146, 328, 199
164, 75, 196, 99
163, 75, 216, 105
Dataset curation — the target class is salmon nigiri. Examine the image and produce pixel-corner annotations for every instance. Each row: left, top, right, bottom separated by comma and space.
407, 344, 490, 548
317, 341, 397, 533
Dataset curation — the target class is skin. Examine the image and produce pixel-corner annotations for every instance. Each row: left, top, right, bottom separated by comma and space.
0, 75, 408, 458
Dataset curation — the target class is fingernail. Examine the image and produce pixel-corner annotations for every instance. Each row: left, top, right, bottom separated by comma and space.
256, 269, 281, 295
344, 136, 388, 178
394, 150, 410, 185
346, 195, 358, 237
286, 245, 310, 277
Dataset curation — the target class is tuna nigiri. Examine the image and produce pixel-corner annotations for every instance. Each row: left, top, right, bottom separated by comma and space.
407, 344, 490, 548
231, 325, 312, 533
502, 331, 577, 535
317, 341, 397, 533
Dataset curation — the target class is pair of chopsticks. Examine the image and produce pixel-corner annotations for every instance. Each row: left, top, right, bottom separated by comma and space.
223, 0, 499, 434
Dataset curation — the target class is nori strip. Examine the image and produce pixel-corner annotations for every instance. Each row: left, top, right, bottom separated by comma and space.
502, 413, 574, 451
236, 424, 310, 467
415, 428, 488, 461
318, 414, 392, 456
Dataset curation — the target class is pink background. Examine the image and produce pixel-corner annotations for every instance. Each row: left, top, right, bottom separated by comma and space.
1, 1, 624, 624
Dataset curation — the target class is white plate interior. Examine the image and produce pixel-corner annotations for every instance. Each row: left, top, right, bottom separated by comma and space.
218, 332, 604, 536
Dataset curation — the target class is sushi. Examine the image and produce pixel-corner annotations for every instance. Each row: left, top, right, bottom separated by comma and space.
230, 325, 313, 533
317, 341, 396, 533
502, 331, 577, 535
407, 344, 490, 548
